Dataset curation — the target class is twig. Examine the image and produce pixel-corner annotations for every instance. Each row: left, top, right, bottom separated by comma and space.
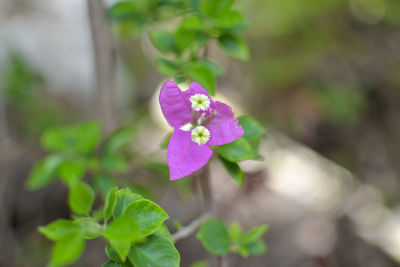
172, 213, 211, 242
87, 0, 115, 136
217, 256, 229, 267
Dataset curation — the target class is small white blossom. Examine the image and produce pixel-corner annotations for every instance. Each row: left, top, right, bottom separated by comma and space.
190, 94, 210, 111
191, 126, 211, 145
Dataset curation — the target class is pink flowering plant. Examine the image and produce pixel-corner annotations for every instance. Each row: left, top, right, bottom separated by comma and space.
160, 81, 244, 180
26, 0, 268, 266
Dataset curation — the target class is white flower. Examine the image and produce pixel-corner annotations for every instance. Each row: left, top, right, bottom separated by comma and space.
190, 94, 210, 111
191, 126, 211, 145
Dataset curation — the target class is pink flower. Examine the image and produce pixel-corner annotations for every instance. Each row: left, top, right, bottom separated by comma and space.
159, 81, 244, 180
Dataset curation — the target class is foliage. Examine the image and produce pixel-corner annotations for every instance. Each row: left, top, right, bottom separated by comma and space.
197, 219, 268, 257
27, 0, 268, 266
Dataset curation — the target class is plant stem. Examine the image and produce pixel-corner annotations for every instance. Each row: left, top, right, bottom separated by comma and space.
87, 0, 115, 136
217, 256, 229, 267
172, 213, 211, 242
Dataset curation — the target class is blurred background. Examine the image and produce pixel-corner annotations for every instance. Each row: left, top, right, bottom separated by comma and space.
1, 0, 400, 266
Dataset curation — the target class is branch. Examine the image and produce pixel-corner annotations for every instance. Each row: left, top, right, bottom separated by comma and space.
87, 0, 115, 136
172, 213, 211, 242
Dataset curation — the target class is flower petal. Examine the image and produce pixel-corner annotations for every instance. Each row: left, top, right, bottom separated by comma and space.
167, 129, 213, 180
207, 101, 244, 146
159, 81, 192, 127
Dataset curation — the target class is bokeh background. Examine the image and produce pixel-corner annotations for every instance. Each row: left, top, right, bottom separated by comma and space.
1, 0, 400, 266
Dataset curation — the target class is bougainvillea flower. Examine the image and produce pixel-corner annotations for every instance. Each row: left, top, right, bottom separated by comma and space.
159, 81, 244, 180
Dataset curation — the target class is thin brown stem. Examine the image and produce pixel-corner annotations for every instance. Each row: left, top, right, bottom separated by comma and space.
172, 213, 211, 242
87, 0, 115, 136
217, 256, 229, 267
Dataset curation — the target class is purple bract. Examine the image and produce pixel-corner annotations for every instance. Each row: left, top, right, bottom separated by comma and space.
159, 81, 244, 180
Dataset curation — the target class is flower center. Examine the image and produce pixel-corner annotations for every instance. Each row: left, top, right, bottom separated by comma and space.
191, 126, 210, 145
190, 94, 210, 111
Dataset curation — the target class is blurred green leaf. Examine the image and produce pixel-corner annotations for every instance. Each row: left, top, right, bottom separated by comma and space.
246, 240, 267, 255
154, 224, 173, 242
241, 224, 268, 245
196, 60, 224, 76
145, 161, 170, 179
156, 58, 179, 76
200, 0, 235, 18
27, 154, 64, 190
124, 199, 169, 238
160, 132, 173, 149
68, 181, 95, 216
128, 235, 180, 267
105, 244, 122, 263
49, 232, 85, 267
101, 154, 130, 173
218, 10, 247, 31
150, 31, 179, 55
218, 34, 249, 60
186, 62, 215, 96
228, 221, 242, 244
39, 219, 81, 241
41, 121, 101, 155
113, 188, 143, 217
190, 261, 208, 267
197, 218, 230, 255
58, 159, 86, 185
104, 187, 118, 222
102, 260, 132, 267
218, 155, 244, 186
108, 2, 137, 21
92, 173, 118, 198
74, 217, 103, 239
102, 126, 137, 156
237, 116, 265, 158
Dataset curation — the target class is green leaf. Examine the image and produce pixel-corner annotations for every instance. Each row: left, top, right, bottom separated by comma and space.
105, 244, 122, 263
196, 60, 224, 76
102, 260, 128, 267
27, 154, 64, 190
38, 219, 81, 241
102, 126, 137, 156
58, 159, 86, 185
128, 235, 180, 267
49, 232, 85, 267
101, 154, 130, 173
228, 221, 243, 244
68, 181, 95, 216
103, 214, 140, 243
237, 116, 265, 158
107, 2, 137, 21
246, 240, 267, 255
92, 173, 118, 198
154, 224, 174, 242
216, 137, 254, 162
190, 261, 208, 267
124, 199, 169, 238
41, 121, 101, 154
218, 34, 249, 60
156, 58, 179, 76
175, 76, 186, 84
160, 132, 173, 149
186, 63, 215, 96
218, 10, 247, 32
218, 155, 244, 186
104, 187, 118, 221
74, 217, 103, 239
197, 218, 230, 255
150, 31, 179, 55
113, 188, 143, 217
241, 224, 268, 245
109, 240, 132, 262
179, 16, 204, 30
145, 161, 170, 179
200, 0, 235, 18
